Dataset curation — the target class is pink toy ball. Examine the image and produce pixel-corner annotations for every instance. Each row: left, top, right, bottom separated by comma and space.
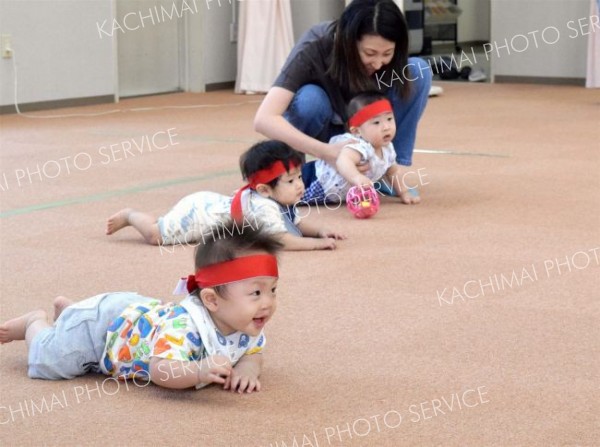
346, 185, 380, 219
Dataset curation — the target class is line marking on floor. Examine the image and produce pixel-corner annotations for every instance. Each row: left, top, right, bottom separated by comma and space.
0, 169, 238, 219
415, 149, 510, 158
0, 149, 510, 219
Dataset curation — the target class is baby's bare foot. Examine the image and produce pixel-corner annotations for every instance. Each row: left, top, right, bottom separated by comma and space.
53, 296, 73, 321
106, 208, 132, 235
399, 189, 421, 205
0, 310, 47, 344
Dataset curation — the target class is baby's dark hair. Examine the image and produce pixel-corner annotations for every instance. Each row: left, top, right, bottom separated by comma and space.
193, 221, 283, 297
239, 140, 304, 188
347, 91, 390, 126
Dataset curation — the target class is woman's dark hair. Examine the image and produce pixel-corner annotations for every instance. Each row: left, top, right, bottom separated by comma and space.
328, 0, 411, 99
239, 140, 304, 188
193, 223, 283, 297
347, 91, 389, 124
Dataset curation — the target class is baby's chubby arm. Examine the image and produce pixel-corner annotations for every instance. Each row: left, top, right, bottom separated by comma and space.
223, 353, 263, 394
149, 355, 232, 389
276, 231, 338, 251
297, 220, 346, 242
277, 221, 346, 251
250, 196, 344, 251
336, 146, 373, 188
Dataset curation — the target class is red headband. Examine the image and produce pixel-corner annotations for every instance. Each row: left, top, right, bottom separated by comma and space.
348, 99, 393, 128
230, 161, 297, 222
186, 254, 278, 292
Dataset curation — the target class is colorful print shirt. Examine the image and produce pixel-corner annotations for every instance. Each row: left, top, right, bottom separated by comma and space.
99, 299, 266, 383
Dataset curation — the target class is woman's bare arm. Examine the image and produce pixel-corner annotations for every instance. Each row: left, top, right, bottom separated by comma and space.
254, 87, 351, 166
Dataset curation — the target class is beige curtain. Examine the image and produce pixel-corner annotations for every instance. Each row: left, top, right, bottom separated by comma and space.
235, 0, 294, 94
586, 0, 600, 88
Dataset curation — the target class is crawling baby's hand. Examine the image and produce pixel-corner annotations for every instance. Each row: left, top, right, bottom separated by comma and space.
197, 355, 232, 385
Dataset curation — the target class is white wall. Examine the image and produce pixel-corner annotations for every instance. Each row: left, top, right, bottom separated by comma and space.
0, 0, 238, 106
457, 0, 490, 43
319, 0, 345, 25
491, 0, 593, 80
0, 0, 115, 107
291, 0, 344, 42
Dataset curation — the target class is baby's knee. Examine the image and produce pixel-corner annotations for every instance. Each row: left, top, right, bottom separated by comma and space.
145, 225, 162, 245
147, 233, 162, 246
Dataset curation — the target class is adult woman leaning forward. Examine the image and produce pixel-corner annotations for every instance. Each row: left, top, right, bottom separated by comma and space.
254, 0, 432, 178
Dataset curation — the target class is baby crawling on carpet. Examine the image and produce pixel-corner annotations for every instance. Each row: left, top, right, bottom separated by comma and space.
0, 224, 281, 392
106, 140, 346, 251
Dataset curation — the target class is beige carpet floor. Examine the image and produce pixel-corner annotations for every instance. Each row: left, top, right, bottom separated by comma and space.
0, 82, 599, 446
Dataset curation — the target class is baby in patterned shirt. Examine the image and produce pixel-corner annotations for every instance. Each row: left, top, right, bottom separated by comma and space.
106, 140, 346, 251
301, 92, 421, 205
0, 224, 282, 392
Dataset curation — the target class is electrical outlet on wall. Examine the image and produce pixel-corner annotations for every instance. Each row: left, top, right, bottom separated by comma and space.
1, 34, 13, 59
